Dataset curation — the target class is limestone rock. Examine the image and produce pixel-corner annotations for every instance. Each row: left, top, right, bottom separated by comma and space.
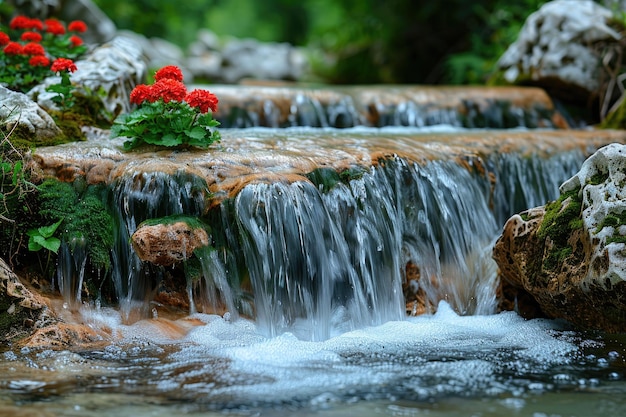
131, 221, 210, 266
0, 86, 61, 141
494, 143, 626, 332
497, 0, 620, 102
30, 35, 147, 118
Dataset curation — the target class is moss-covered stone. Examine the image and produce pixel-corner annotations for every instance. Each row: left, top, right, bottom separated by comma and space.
538, 186, 583, 271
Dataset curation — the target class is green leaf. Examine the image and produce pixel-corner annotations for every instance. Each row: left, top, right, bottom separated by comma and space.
11, 161, 22, 186
28, 237, 43, 252
37, 218, 64, 238
185, 126, 207, 140
41, 237, 61, 254
159, 133, 182, 147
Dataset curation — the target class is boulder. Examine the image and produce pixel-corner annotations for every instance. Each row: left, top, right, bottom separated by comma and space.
493, 143, 626, 332
131, 221, 210, 266
0, 86, 62, 142
497, 0, 621, 104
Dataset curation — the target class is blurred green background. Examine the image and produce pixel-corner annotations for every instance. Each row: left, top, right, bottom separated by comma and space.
94, 0, 548, 85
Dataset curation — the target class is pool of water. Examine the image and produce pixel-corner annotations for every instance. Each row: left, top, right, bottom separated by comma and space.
1, 302, 625, 417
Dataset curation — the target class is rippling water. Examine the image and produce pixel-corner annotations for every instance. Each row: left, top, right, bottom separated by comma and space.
1, 302, 625, 417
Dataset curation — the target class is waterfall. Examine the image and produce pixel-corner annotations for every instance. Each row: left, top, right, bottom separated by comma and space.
199, 149, 586, 340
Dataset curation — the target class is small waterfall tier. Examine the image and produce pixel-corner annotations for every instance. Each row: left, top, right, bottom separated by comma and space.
207, 85, 566, 129
32, 128, 626, 339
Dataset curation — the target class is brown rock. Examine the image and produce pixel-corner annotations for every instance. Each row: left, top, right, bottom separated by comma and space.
131, 221, 209, 266
493, 205, 626, 332
0, 258, 56, 343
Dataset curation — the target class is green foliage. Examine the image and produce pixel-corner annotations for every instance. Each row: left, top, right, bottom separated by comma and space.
46, 71, 76, 113
94, 0, 547, 85
305, 166, 366, 193
27, 218, 62, 253
111, 100, 220, 150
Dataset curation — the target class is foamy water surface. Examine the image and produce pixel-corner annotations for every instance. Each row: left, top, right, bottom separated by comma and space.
1, 302, 625, 416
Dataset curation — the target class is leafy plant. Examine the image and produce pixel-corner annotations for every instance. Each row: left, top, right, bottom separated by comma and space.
26, 218, 63, 274
45, 57, 78, 116
27, 218, 62, 253
110, 65, 221, 150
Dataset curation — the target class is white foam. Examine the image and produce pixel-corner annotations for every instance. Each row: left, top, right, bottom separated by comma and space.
159, 302, 578, 406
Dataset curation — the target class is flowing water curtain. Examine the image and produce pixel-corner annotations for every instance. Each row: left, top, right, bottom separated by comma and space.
223, 157, 502, 341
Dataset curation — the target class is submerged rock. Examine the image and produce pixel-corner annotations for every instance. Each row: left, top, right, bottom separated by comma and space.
494, 143, 626, 332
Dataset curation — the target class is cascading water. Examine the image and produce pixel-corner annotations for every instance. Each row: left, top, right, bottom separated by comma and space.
12, 85, 626, 417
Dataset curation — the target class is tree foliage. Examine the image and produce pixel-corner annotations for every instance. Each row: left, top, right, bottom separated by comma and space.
93, 0, 547, 84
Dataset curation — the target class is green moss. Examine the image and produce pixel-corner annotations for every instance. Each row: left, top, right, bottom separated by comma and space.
588, 171, 609, 186
139, 214, 209, 231
538, 187, 583, 271
306, 166, 367, 193
38, 179, 115, 270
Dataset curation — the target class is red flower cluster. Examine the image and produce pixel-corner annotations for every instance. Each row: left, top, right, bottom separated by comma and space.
3, 41, 22, 55
44, 19, 65, 35
0, 32, 9, 46
154, 65, 184, 82
23, 42, 45, 56
20, 31, 42, 42
9, 16, 43, 31
129, 65, 219, 113
68, 21, 87, 33
51, 57, 77, 73
29, 55, 50, 67
185, 89, 218, 113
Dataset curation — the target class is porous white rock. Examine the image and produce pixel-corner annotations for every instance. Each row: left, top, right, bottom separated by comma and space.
560, 143, 626, 288
30, 36, 147, 118
498, 0, 620, 93
0, 86, 61, 140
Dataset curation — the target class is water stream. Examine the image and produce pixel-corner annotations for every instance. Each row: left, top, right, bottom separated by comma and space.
3, 88, 626, 416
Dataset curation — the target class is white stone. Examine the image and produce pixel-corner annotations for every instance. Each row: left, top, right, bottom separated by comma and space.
497, 0, 620, 92
560, 143, 626, 288
29, 35, 147, 118
0, 86, 61, 140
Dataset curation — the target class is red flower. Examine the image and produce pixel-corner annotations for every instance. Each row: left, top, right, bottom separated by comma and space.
68, 20, 87, 33
152, 78, 187, 103
20, 31, 42, 43
9, 15, 42, 31
3, 41, 23, 55
0, 32, 10, 46
51, 57, 77, 73
22, 42, 45, 56
185, 89, 219, 113
154, 65, 184, 82
69, 35, 83, 47
44, 19, 66, 35
129, 84, 155, 105
29, 55, 50, 67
